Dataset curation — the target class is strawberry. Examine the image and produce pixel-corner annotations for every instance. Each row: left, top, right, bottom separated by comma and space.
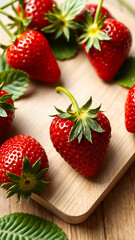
0, 88, 15, 143
125, 84, 135, 133
0, 134, 49, 202
16, 0, 56, 30
78, 0, 132, 81
6, 30, 61, 83
50, 87, 111, 177
75, 4, 112, 22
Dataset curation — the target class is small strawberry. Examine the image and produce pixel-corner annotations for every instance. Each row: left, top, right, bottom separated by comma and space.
75, 4, 112, 22
0, 134, 49, 202
125, 84, 135, 133
0, 86, 15, 143
6, 30, 61, 83
78, 0, 132, 81
50, 87, 111, 177
16, 0, 56, 30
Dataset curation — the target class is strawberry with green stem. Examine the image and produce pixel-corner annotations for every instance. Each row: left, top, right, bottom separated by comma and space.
50, 87, 111, 177
0, 84, 15, 142
78, 0, 132, 81
0, 134, 49, 202
0, 8, 61, 83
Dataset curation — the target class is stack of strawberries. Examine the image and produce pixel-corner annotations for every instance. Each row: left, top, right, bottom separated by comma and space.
0, 0, 134, 202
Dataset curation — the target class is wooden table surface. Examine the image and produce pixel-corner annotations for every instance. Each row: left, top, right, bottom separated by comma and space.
0, 0, 135, 239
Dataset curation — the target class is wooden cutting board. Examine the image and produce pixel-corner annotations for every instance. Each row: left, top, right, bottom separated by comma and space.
0, 0, 135, 224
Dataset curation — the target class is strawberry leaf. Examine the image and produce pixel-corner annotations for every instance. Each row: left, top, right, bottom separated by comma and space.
0, 213, 67, 240
0, 107, 7, 117
0, 69, 29, 100
114, 57, 135, 88
0, 55, 11, 71
47, 32, 78, 60
60, 0, 87, 19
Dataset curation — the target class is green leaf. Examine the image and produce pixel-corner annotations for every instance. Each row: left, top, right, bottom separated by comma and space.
46, 33, 79, 60
68, 119, 83, 142
23, 17, 32, 27
53, 4, 62, 15
81, 97, 92, 110
31, 159, 41, 174
0, 213, 67, 240
60, 0, 87, 19
82, 122, 92, 142
0, 107, 7, 117
87, 118, 104, 132
0, 69, 29, 100
36, 168, 48, 179
54, 106, 65, 114
114, 57, 135, 88
88, 105, 101, 115
0, 103, 16, 111
0, 56, 10, 72
6, 171, 21, 182
22, 156, 31, 173
84, 9, 93, 25
63, 26, 70, 41
67, 104, 72, 112
0, 94, 12, 103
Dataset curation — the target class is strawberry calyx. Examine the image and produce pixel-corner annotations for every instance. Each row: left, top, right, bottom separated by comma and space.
42, 0, 87, 41
51, 86, 104, 143
78, 0, 111, 52
0, 84, 15, 117
1, 156, 49, 202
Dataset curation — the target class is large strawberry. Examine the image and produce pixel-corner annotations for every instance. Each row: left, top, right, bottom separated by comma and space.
0, 87, 15, 143
125, 84, 135, 133
6, 30, 61, 83
75, 3, 112, 22
50, 87, 111, 177
16, 0, 56, 30
0, 134, 49, 202
78, 0, 132, 81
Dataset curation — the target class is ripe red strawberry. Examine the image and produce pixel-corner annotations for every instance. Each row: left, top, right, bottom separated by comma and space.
0, 134, 49, 202
75, 4, 112, 22
6, 30, 61, 83
78, 0, 132, 81
0, 88, 15, 143
50, 87, 111, 177
17, 0, 56, 30
125, 84, 135, 133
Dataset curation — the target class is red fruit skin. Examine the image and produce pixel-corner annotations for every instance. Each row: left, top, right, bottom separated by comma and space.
125, 84, 135, 133
75, 4, 112, 22
0, 134, 49, 185
17, 0, 56, 30
6, 30, 60, 83
82, 19, 132, 81
50, 112, 111, 177
0, 90, 14, 142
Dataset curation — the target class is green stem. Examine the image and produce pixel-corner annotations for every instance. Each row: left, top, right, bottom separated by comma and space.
0, 20, 15, 38
94, 0, 104, 24
0, 0, 18, 10
55, 87, 80, 113
0, 9, 12, 17
118, 0, 135, 15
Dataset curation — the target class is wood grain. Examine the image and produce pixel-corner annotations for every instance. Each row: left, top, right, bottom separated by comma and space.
0, 0, 135, 239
